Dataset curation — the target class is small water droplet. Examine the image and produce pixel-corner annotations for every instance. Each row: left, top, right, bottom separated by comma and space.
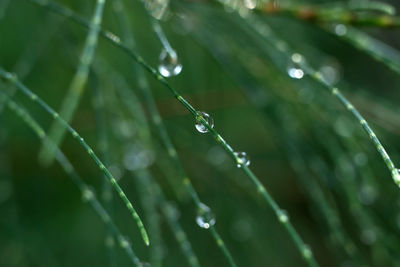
82, 187, 94, 202
287, 53, 304, 79
302, 245, 312, 259
196, 203, 216, 229
158, 49, 182, 77
234, 152, 250, 168
334, 24, 347, 36
195, 112, 214, 133
139, 262, 151, 267
277, 209, 289, 223
119, 236, 131, 248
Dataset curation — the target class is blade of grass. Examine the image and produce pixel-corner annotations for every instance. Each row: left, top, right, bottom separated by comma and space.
0, 91, 142, 266
0, 68, 150, 246
26, 1, 320, 265
243, 15, 400, 188
38, 0, 106, 166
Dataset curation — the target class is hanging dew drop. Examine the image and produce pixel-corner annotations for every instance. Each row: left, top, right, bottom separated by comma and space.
195, 112, 214, 133
196, 203, 216, 229
234, 152, 250, 168
287, 53, 304, 79
158, 49, 182, 77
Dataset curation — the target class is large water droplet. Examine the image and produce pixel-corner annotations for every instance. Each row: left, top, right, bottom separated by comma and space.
287, 53, 304, 79
158, 49, 182, 77
234, 152, 250, 168
196, 203, 216, 229
195, 112, 214, 133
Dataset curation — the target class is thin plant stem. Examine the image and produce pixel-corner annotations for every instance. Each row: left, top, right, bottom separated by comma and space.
98, 61, 201, 266
247, 16, 400, 188
91, 79, 117, 267
25, 1, 319, 265
109, 0, 237, 265
0, 91, 142, 266
253, 2, 400, 28
38, 0, 107, 166
0, 68, 150, 246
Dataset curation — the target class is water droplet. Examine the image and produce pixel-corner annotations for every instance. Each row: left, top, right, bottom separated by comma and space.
196, 203, 216, 229
244, 0, 257, 9
302, 245, 312, 259
195, 112, 214, 133
287, 53, 304, 79
277, 209, 289, 223
234, 152, 250, 168
334, 24, 347, 36
119, 236, 131, 248
139, 262, 151, 267
158, 49, 182, 77
82, 187, 94, 202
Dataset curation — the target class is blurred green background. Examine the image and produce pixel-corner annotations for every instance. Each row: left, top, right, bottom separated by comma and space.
1, 0, 400, 266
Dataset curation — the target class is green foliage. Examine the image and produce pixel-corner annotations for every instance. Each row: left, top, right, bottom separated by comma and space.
1, 0, 400, 266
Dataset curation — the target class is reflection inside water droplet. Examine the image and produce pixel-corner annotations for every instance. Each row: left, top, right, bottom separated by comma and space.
196, 203, 216, 229
234, 152, 250, 168
287, 53, 304, 79
195, 112, 214, 133
158, 49, 182, 77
